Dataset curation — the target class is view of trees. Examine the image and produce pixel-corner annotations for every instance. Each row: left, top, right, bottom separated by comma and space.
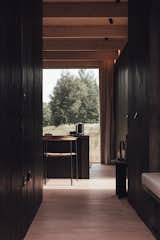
43, 69, 99, 127
43, 103, 51, 126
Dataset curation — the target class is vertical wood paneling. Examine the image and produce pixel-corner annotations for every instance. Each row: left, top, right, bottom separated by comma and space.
149, 2, 160, 172
0, 2, 23, 239
128, 0, 149, 210
0, 1, 42, 239
128, 0, 160, 238
32, 0, 43, 210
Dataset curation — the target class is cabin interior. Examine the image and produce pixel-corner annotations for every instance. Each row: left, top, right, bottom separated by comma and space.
1, 0, 160, 239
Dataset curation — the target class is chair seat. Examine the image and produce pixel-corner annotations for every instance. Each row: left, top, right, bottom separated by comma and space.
46, 152, 77, 158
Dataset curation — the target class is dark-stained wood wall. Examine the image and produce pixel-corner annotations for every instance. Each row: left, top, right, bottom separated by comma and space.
127, 0, 160, 238
128, 0, 149, 216
0, 1, 42, 239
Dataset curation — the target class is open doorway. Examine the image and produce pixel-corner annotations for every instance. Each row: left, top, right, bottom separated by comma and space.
43, 68, 100, 164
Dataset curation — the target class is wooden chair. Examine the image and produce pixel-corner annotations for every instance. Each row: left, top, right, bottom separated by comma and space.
43, 136, 78, 185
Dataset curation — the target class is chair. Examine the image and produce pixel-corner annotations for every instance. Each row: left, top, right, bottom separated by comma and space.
43, 136, 78, 185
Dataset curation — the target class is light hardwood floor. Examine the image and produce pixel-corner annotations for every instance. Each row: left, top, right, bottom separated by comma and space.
26, 164, 155, 240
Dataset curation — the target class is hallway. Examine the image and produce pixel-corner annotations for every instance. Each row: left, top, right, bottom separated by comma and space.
26, 165, 154, 240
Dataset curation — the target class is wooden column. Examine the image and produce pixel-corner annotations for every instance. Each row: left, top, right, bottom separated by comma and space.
99, 60, 114, 165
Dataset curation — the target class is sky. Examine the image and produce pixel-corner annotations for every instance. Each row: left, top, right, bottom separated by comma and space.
43, 68, 99, 103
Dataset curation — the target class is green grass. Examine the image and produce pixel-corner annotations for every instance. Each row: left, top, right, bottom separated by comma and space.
43, 123, 100, 163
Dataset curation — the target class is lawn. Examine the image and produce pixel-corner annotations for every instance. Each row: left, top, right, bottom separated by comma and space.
43, 123, 100, 163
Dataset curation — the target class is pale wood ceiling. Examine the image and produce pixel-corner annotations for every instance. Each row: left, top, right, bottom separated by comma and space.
43, 0, 128, 68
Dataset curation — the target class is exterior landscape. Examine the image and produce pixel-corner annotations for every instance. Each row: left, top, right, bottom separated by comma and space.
43, 69, 100, 163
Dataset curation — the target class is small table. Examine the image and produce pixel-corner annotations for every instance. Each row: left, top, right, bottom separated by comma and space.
115, 160, 127, 198
43, 136, 78, 185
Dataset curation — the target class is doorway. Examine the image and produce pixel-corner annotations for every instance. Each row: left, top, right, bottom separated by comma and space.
43, 68, 101, 164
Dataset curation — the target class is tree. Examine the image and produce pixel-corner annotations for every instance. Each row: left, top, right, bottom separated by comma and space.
43, 103, 51, 126
77, 69, 99, 123
49, 69, 99, 126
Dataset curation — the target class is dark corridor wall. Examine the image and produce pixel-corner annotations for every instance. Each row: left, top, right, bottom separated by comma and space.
0, 1, 43, 239
128, 0, 160, 238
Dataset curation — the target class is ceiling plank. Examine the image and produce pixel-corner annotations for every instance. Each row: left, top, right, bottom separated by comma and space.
43, 38, 126, 51
43, 60, 101, 68
43, 17, 128, 26
43, 50, 117, 60
43, 2, 128, 18
43, 25, 128, 39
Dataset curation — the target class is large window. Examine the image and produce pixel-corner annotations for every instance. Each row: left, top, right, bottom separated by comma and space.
43, 68, 100, 163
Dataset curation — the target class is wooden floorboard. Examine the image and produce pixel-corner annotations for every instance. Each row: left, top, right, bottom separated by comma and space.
25, 164, 155, 240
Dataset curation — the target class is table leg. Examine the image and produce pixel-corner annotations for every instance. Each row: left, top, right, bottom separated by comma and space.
44, 141, 48, 185
116, 162, 127, 198
70, 141, 73, 186
75, 140, 78, 181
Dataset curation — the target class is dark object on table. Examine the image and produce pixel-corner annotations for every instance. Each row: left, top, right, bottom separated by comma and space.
76, 122, 84, 135
70, 131, 77, 136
